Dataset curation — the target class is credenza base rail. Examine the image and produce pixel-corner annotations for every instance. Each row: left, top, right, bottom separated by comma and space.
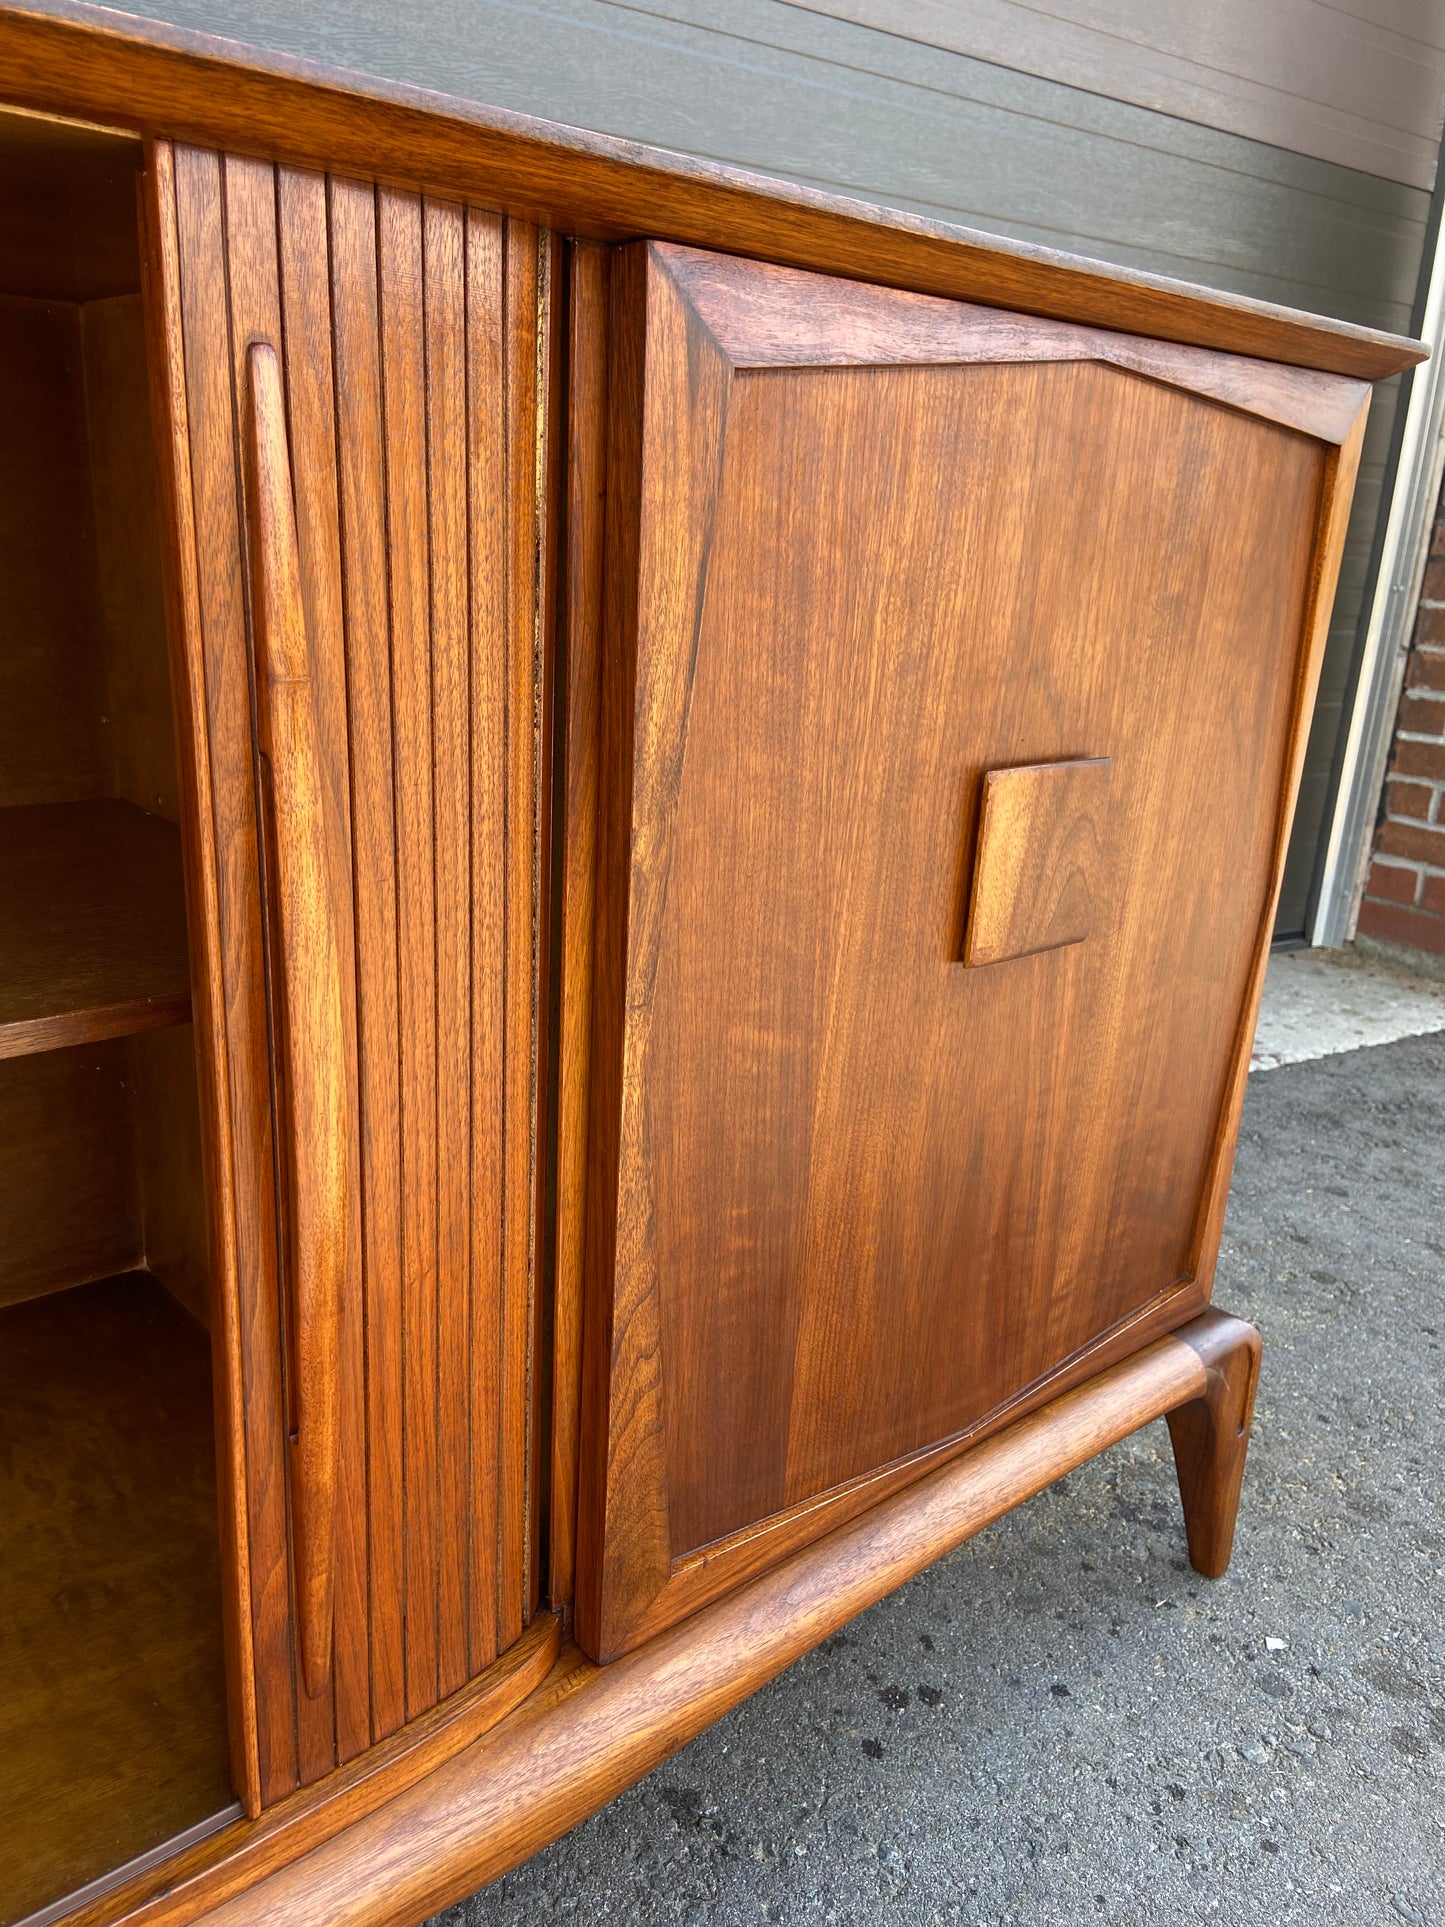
100, 1309, 1256, 1927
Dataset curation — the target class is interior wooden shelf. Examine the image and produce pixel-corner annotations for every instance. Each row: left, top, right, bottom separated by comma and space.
0, 800, 191, 1060
0, 1271, 234, 1926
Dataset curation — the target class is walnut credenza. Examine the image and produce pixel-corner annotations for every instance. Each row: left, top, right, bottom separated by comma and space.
0, 6, 1425, 1924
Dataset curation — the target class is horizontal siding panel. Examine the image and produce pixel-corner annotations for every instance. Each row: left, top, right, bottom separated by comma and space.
793, 0, 1445, 187
125, 0, 1428, 327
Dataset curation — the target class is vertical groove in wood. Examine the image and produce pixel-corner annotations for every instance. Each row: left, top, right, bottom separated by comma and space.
551, 241, 609, 1612
466, 205, 506, 1679
425, 194, 473, 1704
274, 162, 368, 1768
142, 138, 263, 1816
378, 186, 442, 1725
530, 229, 562, 1625
328, 174, 406, 1749
499, 217, 540, 1656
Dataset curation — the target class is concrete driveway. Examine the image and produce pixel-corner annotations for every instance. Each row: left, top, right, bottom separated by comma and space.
437, 1025, 1445, 1927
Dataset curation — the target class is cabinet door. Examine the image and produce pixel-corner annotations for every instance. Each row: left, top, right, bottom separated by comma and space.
147, 144, 551, 1806
570, 243, 1366, 1660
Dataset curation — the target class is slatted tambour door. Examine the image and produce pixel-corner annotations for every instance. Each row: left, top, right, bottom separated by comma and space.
148, 143, 549, 1806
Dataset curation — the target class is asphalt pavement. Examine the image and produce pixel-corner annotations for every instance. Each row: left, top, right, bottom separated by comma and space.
436, 1029, 1445, 1927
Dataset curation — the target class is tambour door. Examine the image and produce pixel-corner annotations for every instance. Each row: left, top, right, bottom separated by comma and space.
147, 143, 552, 1807
567, 243, 1367, 1661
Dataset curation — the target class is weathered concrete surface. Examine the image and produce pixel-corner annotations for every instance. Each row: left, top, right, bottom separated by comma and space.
1252, 945, 1445, 1071
437, 1032, 1445, 1927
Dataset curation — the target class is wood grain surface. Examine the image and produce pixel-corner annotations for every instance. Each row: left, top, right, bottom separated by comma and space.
0, 103, 141, 302
159, 1319, 1238, 1927
59, 1616, 561, 1927
964, 758, 1112, 967
0, 289, 108, 811
0, 800, 190, 1057
573, 241, 1361, 1659
549, 241, 611, 1614
1166, 1306, 1263, 1578
143, 134, 262, 1815
648, 248, 1374, 443
0, 275, 177, 823
0, 4, 1424, 382
129, 1021, 212, 1330
81, 291, 182, 823
0, 1273, 231, 1926
0, 1042, 140, 1311
0, 27, 1385, 1906
244, 338, 348, 1707
149, 141, 552, 1801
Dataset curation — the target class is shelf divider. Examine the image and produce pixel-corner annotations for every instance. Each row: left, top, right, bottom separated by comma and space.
0, 799, 192, 1059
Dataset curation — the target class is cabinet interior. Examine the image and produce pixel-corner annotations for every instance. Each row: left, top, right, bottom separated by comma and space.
0, 108, 234, 1927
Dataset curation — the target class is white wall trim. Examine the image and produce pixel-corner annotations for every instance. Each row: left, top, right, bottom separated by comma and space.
1310, 213, 1445, 947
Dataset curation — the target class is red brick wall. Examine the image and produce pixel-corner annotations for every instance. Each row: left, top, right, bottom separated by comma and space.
1356, 488, 1445, 958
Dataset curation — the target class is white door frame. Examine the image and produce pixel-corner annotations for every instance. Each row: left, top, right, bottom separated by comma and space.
1311, 204, 1445, 945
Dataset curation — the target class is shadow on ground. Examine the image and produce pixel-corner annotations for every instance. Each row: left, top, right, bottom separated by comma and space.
435, 1031, 1445, 1927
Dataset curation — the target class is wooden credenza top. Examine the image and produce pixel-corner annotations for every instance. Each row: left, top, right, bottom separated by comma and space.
0, 0, 1427, 383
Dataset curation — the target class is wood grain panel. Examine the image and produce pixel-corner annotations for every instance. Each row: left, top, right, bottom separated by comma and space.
426, 193, 472, 1709
551, 241, 611, 1610
530, 227, 566, 1629
376, 182, 442, 1732
166, 140, 297, 1806
246, 335, 348, 1736
272, 161, 368, 1771
57, 1615, 561, 1927
326, 169, 407, 1750
150, 143, 550, 1799
573, 242, 1363, 1659
219, 149, 340, 1798
143, 134, 262, 1815
1186, 394, 1370, 1294
141, 1318, 1239, 1927
0, 104, 141, 302
82, 291, 182, 824
501, 218, 549, 1646
0, 290, 106, 809
465, 203, 507, 1680
0, 800, 190, 1058
660, 247, 1372, 441
0, 1043, 140, 1311
964, 758, 1112, 967
0, 1273, 231, 1926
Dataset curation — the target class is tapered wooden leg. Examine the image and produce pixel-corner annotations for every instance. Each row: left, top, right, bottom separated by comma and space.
1164, 1308, 1262, 1579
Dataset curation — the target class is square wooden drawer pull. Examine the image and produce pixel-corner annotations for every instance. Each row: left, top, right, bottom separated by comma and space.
964, 757, 1112, 966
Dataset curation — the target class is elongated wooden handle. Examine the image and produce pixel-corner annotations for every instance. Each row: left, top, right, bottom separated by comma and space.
246, 340, 347, 1701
